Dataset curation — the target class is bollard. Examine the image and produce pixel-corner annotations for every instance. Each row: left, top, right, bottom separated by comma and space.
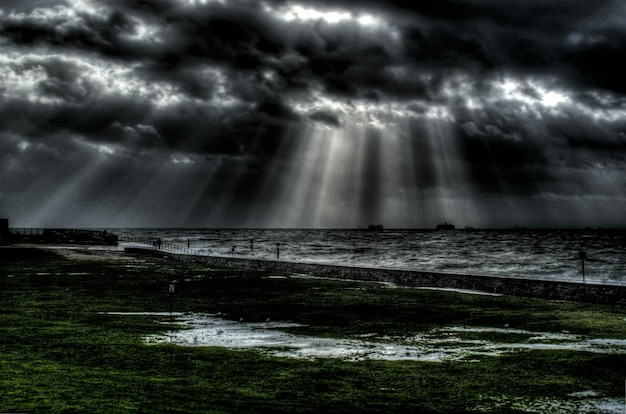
168, 281, 176, 321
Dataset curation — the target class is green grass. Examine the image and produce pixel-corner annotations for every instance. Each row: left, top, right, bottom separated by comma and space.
1, 247, 626, 413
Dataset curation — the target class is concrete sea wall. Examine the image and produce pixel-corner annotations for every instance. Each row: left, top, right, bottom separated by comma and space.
126, 247, 626, 305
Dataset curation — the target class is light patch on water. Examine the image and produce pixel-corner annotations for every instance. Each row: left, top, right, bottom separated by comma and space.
132, 313, 626, 363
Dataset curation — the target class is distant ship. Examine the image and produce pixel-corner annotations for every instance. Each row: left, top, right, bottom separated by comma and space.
436, 223, 455, 230
367, 224, 384, 231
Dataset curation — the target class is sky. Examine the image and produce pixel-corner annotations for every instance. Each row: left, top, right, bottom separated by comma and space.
1, 0, 625, 229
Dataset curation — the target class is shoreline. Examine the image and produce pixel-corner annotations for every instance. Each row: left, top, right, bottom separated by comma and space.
4, 243, 626, 304
122, 245, 626, 305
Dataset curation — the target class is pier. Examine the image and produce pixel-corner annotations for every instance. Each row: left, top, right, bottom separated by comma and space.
8, 227, 118, 245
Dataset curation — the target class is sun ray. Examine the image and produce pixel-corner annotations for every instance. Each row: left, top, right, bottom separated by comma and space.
27, 141, 112, 226
423, 118, 480, 227
377, 122, 420, 227
250, 124, 317, 228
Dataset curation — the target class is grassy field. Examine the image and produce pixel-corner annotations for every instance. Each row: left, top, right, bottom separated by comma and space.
1, 246, 625, 413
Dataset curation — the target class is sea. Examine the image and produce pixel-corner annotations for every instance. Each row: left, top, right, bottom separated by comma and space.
112, 228, 626, 284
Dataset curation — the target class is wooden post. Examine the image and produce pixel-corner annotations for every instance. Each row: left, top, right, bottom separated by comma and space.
579, 251, 586, 285
168, 282, 176, 320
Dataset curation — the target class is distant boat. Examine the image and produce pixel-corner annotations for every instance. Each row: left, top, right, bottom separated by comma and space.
436, 223, 455, 230
367, 224, 384, 231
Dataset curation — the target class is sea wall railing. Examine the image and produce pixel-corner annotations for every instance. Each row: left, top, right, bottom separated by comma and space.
119, 236, 204, 256
119, 245, 626, 305
12, 231, 614, 290
119, 236, 284, 260
119, 237, 626, 288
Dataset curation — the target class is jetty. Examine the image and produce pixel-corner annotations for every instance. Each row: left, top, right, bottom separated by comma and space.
7, 226, 118, 246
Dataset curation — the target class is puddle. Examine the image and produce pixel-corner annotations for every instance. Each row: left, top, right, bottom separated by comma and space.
101, 312, 626, 362
142, 313, 448, 362
98, 312, 626, 413
416, 286, 502, 296
431, 327, 626, 354
470, 394, 624, 413
290, 274, 499, 296
104, 312, 626, 413
102, 312, 185, 316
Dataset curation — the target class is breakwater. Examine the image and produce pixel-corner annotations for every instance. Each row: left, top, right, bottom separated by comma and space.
126, 247, 626, 305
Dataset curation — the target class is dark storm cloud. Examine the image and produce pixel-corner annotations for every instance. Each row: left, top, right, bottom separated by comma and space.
308, 110, 342, 127
232, 0, 624, 98
0, 0, 66, 13
4, 0, 623, 108
1, 0, 398, 103
354, 0, 626, 97
36, 57, 97, 103
1, 6, 139, 59
1, 0, 625, 227
0, 1, 621, 134
458, 120, 549, 195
